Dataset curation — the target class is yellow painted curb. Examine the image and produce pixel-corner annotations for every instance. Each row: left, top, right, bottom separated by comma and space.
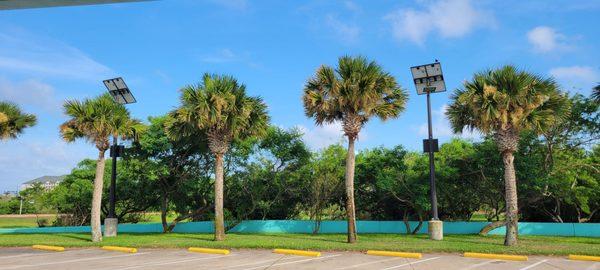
568, 255, 600, 262
188, 247, 230, 255
366, 250, 422, 259
32, 245, 65, 252
273, 249, 321, 257
101, 246, 137, 253
464, 252, 528, 261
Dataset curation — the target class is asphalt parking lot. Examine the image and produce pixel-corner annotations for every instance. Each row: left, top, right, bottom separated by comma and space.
0, 248, 597, 270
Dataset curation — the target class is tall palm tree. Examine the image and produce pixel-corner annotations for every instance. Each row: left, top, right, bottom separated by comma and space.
0, 101, 37, 140
446, 65, 569, 246
167, 73, 270, 241
60, 94, 140, 242
303, 56, 408, 243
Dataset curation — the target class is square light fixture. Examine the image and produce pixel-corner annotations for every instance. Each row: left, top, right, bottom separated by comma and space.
103, 77, 136, 104
410, 62, 447, 95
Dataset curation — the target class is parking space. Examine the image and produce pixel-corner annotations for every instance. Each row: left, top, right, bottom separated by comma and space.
0, 248, 597, 270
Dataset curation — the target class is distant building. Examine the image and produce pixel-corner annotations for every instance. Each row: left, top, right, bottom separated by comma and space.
20, 175, 66, 191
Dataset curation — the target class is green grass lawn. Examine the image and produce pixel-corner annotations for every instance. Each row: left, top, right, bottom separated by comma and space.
0, 213, 171, 228
1, 233, 598, 256
0, 215, 56, 228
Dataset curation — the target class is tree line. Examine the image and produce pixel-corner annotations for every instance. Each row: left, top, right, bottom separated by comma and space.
1, 56, 599, 247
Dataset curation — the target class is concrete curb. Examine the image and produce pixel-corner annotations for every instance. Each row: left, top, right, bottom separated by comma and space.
464, 252, 528, 261
188, 247, 230, 255
101, 246, 137, 253
273, 248, 321, 257
568, 255, 600, 262
32, 245, 65, 252
366, 250, 422, 259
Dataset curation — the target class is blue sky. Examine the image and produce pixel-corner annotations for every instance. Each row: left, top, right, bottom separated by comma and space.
1, 0, 599, 191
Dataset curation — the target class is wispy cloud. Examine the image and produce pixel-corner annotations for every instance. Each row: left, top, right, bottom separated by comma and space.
325, 14, 360, 44
0, 139, 92, 191
0, 77, 61, 113
527, 26, 571, 53
384, 0, 495, 45
296, 121, 368, 150
0, 29, 112, 81
200, 48, 238, 63
550, 66, 599, 91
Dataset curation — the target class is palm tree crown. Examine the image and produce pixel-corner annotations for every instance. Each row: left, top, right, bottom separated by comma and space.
593, 84, 600, 102
0, 101, 37, 140
303, 56, 408, 138
447, 65, 569, 138
168, 73, 270, 153
60, 94, 141, 151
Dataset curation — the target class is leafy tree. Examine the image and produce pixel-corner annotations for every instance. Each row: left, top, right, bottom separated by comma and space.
0, 101, 36, 140
167, 74, 270, 241
129, 116, 208, 232
446, 65, 570, 245
592, 84, 600, 103
303, 144, 345, 233
60, 94, 141, 242
303, 56, 408, 243
228, 127, 311, 221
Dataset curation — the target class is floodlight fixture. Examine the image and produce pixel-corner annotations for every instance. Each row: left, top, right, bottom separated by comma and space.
103, 77, 137, 104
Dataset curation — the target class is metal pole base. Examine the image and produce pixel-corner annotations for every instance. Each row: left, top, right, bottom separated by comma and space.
104, 218, 118, 237
428, 220, 443, 240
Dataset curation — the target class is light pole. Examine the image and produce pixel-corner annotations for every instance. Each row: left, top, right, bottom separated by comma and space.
410, 60, 446, 240
102, 77, 136, 237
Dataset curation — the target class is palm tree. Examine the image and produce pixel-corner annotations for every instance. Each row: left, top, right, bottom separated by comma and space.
167, 73, 270, 241
303, 56, 408, 243
60, 94, 140, 242
592, 84, 600, 102
446, 65, 569, 246
0, 101, 37, 140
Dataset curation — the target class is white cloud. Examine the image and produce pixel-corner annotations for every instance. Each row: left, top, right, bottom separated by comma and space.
0, 78, 60, 112
416, 104, 480, 140
344, 1, 361, 13
0, 30, 111, 81
527, 26, 569, 53
0, 139, 92, 192
325, 14, 360, 44
200, 48, 237, 63
385, 0, 495, 45
297, 122, 345, 150
550, 66, 599, 90
297, 121, 368, 150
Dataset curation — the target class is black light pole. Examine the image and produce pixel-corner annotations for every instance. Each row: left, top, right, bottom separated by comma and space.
103, 77, 136, 237
426, 90, 439, 220
410, 61, 446, 240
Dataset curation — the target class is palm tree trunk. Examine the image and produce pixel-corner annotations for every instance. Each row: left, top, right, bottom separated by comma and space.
502, 151, 518, 246
345, 137, 357, 243
214, 153, 225, 241
91, 150, 106, 242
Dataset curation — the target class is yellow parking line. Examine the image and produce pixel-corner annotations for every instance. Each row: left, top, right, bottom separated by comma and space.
273, 248, 321, 257
32, 245, 65, 252
464, 252, 528, 261
568, 254, 600, 262
188, 247, 230, 255
366, 250, 422, 259
101, 246, 138, 253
